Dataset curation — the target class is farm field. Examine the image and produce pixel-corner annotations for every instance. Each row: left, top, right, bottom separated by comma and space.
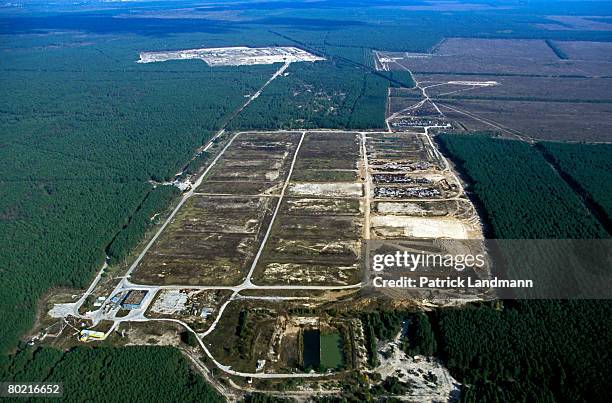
439, 99, 612, 141
552, 40, 612, 61
378, 38, 612, 76
407, 75, 612, 102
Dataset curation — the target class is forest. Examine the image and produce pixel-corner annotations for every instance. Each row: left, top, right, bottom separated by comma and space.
538, 142, 612, 231
0, 34, 274, 353
437, 134, 608, 239
2, 0, 612, 399
360, 311, 437, 367
0, 346, 221, 402
228, 59, 390, 130
435, 134, 612, 401
0, 20, 410, 398
434, 300, 612, 402
106, 185, 180, 264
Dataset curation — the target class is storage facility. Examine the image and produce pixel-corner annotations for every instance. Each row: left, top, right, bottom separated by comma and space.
121, 290, 148, 309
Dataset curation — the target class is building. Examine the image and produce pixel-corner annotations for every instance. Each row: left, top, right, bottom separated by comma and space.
79, 330, 106, 342
120, 290, 148, 310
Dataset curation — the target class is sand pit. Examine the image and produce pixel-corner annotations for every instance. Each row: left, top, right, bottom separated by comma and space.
150, 290, 189, 314
371, 215, 468, 238
376, 202, 448, 216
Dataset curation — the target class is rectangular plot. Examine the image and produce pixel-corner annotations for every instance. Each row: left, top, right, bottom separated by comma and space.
134, 234, 258, 286
179, 195, 271, 234
290, 169, 358, 182
199, 181, 282, 195
280, 197, 362, 216
417, 74, 612, 102
294, 159, 358, 170
272, 215, 363, 239
132, 195, 276, 286
263, 238, 360, 262
378, 39, 612, 76
287, 182, 363, 198
295, 132, 360, 170
368, 134, 442, 170
441, 99, 612, 142
255, 261, 361, 286
552, 41, 612, 62
197, 132, 301, 194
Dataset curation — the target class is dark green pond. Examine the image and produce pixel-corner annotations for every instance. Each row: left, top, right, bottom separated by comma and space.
303, 329, 321, 369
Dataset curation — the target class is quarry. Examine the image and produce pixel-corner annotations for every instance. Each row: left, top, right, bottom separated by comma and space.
137, 46, 325, 66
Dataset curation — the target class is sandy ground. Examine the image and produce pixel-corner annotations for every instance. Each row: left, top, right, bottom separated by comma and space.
260, 263, 357, 285
150, 290, 190, 314
371, 216, 468, 239
376, 202, 447, 216
288, 182, 363, 197
138, 46, 324, 66
373, 337, 461, 401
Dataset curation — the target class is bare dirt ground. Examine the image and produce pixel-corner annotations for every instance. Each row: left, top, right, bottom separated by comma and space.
411, 74, 612, 102
138, 46, 324, 66
288, 182, 363, 198
372, 335, 461, 401
371, 215, 469, 239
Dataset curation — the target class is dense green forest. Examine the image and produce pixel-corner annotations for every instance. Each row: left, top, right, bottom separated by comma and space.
230, 60, 389, 130
360, 311, 437, 366
436, 134, 612, 402
434, 300, 612, 402
107, 185, 180, 264
0, 35, 274, 353
2, 0, 612, 399
0, 346, 221, 402
437, 134, 608, 239
539, 142, 612, 228
0, 19, 410, 397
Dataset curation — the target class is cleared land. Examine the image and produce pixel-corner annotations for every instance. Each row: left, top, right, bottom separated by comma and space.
131, 132, 302, 286
47, 130, 486, 385
138, 46, 324, 66
252, 132, 364, 286
409, 75, 612, 102
377, 38, 611, 76
551, 40, 612, 62
130, 131, 483, 288
440, 99, 612, 141
377, 38, 612, 141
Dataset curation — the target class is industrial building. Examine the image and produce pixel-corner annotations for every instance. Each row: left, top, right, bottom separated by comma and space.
121, 290, 148, 310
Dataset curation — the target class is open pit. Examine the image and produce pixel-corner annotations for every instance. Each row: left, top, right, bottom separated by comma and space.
138, 46, 325, 66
